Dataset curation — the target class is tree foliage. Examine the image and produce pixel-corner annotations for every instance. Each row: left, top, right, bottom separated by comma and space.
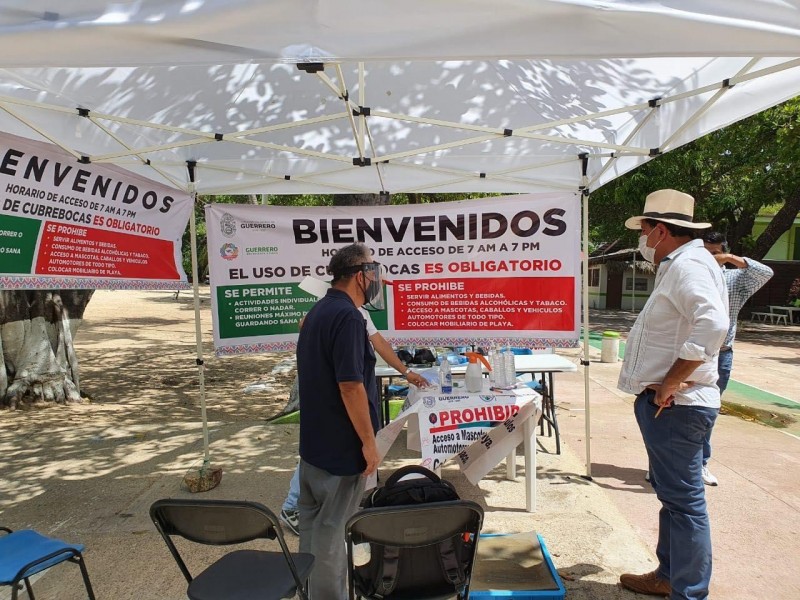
589, 97, 800, 257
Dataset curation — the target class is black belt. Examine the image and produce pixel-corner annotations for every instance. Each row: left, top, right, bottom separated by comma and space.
720, 346, 732, 352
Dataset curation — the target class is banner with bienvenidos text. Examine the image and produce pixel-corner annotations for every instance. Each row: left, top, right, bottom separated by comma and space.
206, 193, 580, 356
0, 132, 192, 290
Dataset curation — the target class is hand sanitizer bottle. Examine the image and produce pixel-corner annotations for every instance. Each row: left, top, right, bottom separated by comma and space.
439, 356, 453, 394
464, 352, 492, 393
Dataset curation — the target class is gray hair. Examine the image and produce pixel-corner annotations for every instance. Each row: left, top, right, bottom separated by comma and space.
327, 243, 371, 284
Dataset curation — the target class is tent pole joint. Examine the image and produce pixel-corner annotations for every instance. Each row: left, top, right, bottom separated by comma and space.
352, 106, 371, 117
297, 62, 325, 74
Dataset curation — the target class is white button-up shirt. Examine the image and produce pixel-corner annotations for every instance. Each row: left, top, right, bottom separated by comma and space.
618, 239, 730, 408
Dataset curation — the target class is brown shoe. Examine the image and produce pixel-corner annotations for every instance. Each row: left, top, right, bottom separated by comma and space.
619, 570, 671, 596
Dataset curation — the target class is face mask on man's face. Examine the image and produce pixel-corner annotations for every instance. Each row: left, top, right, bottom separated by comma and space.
359, 262, 385, 310
638, 228, 661, 264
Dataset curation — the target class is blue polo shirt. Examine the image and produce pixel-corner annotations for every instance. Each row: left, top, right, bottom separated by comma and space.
297, 288, 378, 475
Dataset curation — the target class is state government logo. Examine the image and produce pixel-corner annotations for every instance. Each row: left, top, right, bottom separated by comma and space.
220, 243, 239, 260
220, 213, 236, 238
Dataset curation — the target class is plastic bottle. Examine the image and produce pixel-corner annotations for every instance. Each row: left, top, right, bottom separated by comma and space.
439, 356, 453, 394
503, 347, 516, 388
464, 352, 492, 393
492, 347, 506, 388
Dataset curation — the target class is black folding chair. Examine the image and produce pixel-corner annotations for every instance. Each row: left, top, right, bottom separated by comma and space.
150, 499, 313, 600
0, 526, 95, 600
346, 500, 484, 600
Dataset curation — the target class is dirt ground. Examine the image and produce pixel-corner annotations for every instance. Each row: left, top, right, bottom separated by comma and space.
73, 287, 291, 422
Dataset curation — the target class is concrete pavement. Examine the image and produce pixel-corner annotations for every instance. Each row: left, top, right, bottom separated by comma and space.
570, 310, 800, 599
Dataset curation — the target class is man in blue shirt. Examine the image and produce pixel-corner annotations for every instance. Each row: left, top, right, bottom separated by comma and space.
700, 231, 773, 486
297, 243, 382, 600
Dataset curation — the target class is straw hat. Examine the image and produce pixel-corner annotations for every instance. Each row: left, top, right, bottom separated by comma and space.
624, 189, 711, 230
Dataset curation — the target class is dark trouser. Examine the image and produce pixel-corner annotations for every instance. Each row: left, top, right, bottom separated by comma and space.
703, 348, 732, 465
635, 390, 718, 600
298, 459, 366, 600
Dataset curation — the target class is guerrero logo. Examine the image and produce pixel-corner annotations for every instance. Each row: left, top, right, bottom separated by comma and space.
422, 396, 436, 408
220, 243, 239, 260
220, 213, 236, 238
480, 395, 494, 403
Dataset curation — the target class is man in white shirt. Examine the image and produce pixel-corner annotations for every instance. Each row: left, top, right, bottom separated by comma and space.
618, 190, 729, 600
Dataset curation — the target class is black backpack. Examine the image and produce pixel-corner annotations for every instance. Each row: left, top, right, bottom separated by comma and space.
355, 466, 471, 599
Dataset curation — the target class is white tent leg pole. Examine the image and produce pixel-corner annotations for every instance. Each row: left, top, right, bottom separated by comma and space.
580, 163, 593, 479
188, 182, 210, 465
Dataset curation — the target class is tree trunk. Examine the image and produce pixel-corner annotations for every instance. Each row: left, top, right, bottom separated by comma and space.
752, 188, 800, 259
0, 290, 94, 409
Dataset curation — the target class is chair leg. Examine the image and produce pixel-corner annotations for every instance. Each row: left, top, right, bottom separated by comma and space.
548, 373, 561, 455
74, 554, 97, 600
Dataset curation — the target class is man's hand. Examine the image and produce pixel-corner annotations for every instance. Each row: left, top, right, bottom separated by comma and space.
362, 439, 380, 476
406, 371, 430, 388
648, 382, 692, 408
712, 252, 731, 266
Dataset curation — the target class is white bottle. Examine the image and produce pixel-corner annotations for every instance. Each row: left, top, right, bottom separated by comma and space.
464, 352, 487, 393
439, 357, 453, 394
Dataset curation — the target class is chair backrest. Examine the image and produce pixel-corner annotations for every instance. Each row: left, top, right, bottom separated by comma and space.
150, 499, 289, 584
346, 500, 484, 600
150, 499, 277, 545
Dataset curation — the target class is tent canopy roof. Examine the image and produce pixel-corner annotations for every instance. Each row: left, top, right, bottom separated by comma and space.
0, 2, 799, 194
3, 1, 800, 66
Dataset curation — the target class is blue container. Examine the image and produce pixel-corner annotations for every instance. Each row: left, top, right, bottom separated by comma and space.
470, 533, 565, 600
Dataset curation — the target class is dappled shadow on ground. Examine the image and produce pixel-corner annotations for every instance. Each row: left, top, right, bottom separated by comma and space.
589, 309, 800, 348
587, 463, 655, 496
76, 320, 294, 423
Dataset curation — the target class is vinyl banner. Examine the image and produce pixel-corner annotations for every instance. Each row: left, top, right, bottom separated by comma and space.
372, 385, 541, 486
206, 193, 580, 355
0, 132, 192, 290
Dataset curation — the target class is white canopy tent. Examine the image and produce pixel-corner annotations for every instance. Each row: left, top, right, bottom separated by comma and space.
2, 0, 800, 476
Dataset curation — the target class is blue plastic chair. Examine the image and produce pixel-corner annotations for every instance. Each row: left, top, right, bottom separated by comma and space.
0, 527, 95, 600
